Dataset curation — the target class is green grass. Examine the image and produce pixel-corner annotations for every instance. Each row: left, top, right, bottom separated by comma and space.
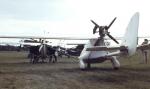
0, 51, 28, 61
0, 51, 150, 89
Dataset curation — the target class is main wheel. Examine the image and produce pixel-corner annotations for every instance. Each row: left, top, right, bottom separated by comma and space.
87, 63, 91, 69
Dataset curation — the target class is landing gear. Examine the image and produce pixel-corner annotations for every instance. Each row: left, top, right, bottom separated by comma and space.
79, 60, 86, 70
113, 67, 119, 70
111, 56, 120, 70
87, 63, 91, 69
80, 63, 91, 70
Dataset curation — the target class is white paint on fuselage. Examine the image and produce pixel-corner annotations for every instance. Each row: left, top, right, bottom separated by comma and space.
79, 39, 108, 60
78, 39, 109, 69
79, 12, 139, 69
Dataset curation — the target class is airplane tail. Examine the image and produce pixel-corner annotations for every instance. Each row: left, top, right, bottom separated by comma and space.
121, 12, 139, 56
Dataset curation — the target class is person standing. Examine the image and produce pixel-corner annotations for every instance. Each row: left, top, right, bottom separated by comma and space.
141, 39, 149, 64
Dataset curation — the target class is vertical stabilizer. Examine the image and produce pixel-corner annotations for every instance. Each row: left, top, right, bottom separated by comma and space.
121, 12, 139, 56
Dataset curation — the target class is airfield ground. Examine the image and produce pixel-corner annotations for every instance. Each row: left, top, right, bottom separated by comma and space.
0, 51, 150, 89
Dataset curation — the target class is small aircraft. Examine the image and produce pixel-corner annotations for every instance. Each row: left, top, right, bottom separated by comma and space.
65, 44, 84, 57
79, 12, 139, 69
1, 12, 148, 69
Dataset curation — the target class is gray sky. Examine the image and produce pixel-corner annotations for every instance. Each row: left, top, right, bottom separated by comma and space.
0, 0, 59, 20
0, 0, 149, 45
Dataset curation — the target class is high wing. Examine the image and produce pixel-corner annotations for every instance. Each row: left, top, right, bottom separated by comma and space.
1, 35, 149, 40
0, 36, 92, 40
0, 35, 123, 40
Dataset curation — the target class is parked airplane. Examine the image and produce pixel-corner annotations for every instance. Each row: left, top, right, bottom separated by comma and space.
79, 12, 139, 69
65, 44, 84, 57
0, 12, 148, 69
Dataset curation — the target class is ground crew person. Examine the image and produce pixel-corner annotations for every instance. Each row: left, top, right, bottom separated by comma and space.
141, 39, 148, 64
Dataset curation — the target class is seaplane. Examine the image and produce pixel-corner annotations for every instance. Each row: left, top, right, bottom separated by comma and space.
1, 12, 148, 69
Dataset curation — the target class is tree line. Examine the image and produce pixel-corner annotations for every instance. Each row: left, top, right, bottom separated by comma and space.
0, 45, 28, 51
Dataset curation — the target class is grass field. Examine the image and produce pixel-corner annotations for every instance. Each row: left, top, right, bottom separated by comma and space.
0, 51, 150, 89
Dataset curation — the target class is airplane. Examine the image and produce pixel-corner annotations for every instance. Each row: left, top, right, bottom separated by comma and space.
63, 44, 84, 57
0, 12, 148, 69
78, 12, 139, 69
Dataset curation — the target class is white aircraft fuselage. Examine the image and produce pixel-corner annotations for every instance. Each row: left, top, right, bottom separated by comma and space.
79, 38, 120, 69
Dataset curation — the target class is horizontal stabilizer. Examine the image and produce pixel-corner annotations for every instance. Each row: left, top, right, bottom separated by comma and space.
106, 51, 121, 57
86, 46, 127, 51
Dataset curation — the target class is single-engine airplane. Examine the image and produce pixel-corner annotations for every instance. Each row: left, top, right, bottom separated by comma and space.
79, 12, 139, 69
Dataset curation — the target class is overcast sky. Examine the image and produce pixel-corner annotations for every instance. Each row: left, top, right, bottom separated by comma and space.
0, 0, 149, 43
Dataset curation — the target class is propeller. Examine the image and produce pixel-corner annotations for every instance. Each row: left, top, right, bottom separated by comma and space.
107, 33, 119, 44
91, 20, 100, 34
105, 17, 117, 30
91, 17, 119, 44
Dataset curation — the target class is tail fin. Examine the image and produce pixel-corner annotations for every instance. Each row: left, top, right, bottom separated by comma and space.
121, 12, 139, 56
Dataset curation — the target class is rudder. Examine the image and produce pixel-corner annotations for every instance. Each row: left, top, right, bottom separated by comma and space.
121, 12, 139, 56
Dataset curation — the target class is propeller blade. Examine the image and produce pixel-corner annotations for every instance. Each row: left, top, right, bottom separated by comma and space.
91, 20, 99, 27
91, 20, 100, 34
93, 26, 98, 34
107, 17, 117, 30
107, 33, 119, 44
